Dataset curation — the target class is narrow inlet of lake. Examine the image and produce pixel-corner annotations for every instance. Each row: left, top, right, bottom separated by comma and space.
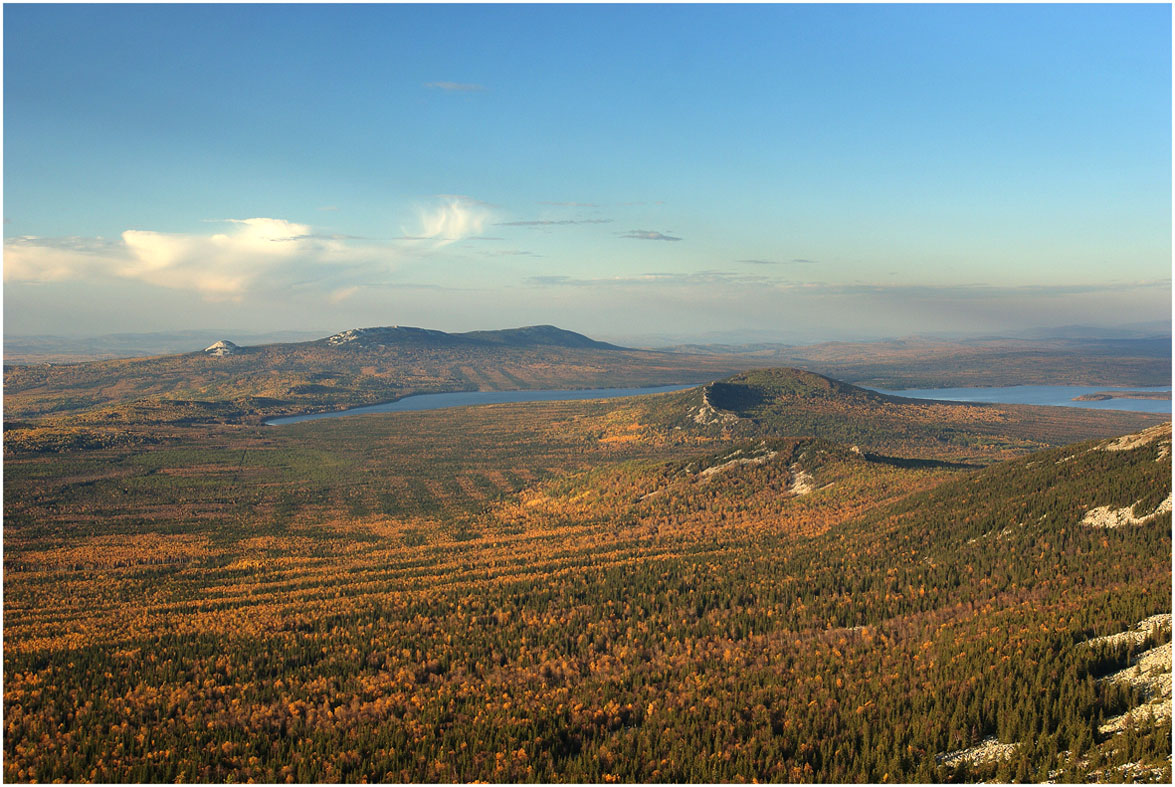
265, 383, 703, 425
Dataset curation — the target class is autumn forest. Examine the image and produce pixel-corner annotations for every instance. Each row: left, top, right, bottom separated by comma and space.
3, 335, 1172, 783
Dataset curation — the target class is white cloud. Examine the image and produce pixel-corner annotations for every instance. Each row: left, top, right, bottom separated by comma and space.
4, 218, 389, 301
4, 197, 556, 300
496, 219, 612, 227
737, 258, 821, 265
528, 271, 776, 288
406, 196, 493, 246
3, 236, 119, 282
3, 203, 503, 303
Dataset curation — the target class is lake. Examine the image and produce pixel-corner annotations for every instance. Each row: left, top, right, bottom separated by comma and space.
265, 383, 701, 425
868, 384, 1172, 414
267, 381, 1173, 425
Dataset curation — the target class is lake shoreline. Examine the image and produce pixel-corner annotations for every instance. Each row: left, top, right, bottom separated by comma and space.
266, 381, 1174, 425
1072, 390, 1171, 402
869, 384, 1172, 415
264, 383, 706, 426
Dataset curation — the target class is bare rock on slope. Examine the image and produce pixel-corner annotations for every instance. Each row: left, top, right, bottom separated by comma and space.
203, 340, 240, 357
1080, 494, 1172, 529
1100, 423, 1171, 454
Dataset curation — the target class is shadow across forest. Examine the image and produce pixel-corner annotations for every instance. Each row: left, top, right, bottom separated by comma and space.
863, 452, 984, 471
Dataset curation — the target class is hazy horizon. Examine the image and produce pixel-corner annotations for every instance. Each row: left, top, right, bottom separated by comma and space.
4, 318, 1171, 363
4, 4, 1171, 339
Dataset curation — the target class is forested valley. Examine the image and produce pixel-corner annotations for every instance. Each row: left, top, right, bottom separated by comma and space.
4, 364, 1171, 783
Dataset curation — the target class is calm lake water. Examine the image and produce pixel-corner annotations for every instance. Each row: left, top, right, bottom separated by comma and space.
265, 384, 700, 425
868, 384, 1172, 414
267, 381, 1172, 425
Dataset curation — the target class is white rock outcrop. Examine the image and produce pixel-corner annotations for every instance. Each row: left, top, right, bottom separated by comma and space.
935, 736, 1019, 768
1097, 643, 1172, 736
697, 448, 778, 480
1100, 424, 1171, 453
203, 340, 240, 357
692, 387, 739, 425
1080, 494, 1171, 529
1086, 613, 1172, 737
327, 328, 375, 346
787, 464, 816, 496
1087, 614, 1172, 649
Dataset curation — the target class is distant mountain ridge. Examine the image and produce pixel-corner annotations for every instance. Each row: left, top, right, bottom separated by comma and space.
3, 329, 324, 364
4, 323, 734, 425
3, 325, 623, 365
457, 325, 624, 349
316, 324, 624, 351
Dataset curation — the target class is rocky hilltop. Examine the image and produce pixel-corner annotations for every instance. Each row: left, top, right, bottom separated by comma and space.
203, 340, 241, 357
320, 324, 623, 351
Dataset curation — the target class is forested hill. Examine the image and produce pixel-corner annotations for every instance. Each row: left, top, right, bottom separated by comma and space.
635, 367, 1167, 462
318, 324, 624, 351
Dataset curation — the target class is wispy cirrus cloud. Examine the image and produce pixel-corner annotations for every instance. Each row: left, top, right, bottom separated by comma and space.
495, 218, 613, 227
272, 232, 369, 242
435, 194, 495, 207
737, 258, 821, 265
529, 275, 578, 286
424, 81, 485, 92
528, 271, 775, 288
484, 249, 542, 257
619, 229, 681, 241
329, 285, 361, 304
400, 195, 494, 246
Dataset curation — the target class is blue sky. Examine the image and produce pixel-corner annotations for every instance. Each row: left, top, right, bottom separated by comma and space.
4, 3, 1171, 342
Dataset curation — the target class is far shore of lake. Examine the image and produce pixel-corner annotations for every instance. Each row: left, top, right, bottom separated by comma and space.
1072, 390, 1172, 402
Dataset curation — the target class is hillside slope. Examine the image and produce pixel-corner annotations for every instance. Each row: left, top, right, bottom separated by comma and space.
637, 367, 1166, 461
4, 396, 1169, 782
